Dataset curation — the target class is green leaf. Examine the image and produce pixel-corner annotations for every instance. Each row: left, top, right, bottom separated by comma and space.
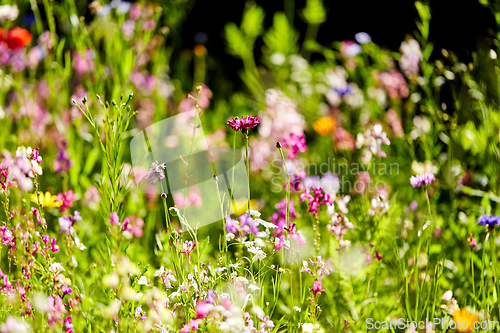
241, 4, 265, 40
302, 0, 326, 25
225, 22, 251, 59
263, 12, 299, 56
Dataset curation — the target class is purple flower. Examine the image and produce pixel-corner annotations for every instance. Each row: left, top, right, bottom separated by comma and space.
354, 32, 371, 44
410, 172, 436, 187
58, 211, 82, 235
478, 215, 500, 227
145, 161, 166, 184
61, 284, 72, 295
410, 200, 418, 211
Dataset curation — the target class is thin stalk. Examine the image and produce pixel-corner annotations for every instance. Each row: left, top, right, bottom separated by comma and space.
245, 134, 250, 211
277, 145, 290, 228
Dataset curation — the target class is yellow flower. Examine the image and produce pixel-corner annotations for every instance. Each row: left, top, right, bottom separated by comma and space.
231, 198, 258, 216
31, 192, 62, 209
313, 116, 336, 136
453, 308, 479, 333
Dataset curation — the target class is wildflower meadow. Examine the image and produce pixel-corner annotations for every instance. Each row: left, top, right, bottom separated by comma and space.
1, 0, 500, 332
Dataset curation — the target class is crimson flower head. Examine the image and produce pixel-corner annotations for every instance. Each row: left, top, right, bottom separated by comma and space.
227, 115, 259, 132
227, 117, 241, 131
0, 27, 32, 49
240, 115, 259, 129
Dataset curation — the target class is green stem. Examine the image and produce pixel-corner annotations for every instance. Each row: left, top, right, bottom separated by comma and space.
245, 135, 250, 211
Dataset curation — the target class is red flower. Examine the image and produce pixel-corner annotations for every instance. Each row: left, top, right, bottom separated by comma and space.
0, 27, 32, 49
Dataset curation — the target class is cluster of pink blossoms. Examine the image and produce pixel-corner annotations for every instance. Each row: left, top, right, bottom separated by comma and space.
226, 115, 260, 132
108, 213, 144, 238
300, 187, 334, 218
281, 133, 306, 159
0, 147, 43, 192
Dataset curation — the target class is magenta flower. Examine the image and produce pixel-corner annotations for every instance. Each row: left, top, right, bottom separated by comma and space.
179, 319, 199, 333
196, 301, 212, 319
282, 133, 307, 159
410, 172, 436, 187
121, 216, 144, 238
300, 187, 333, 217
56, 190, 76, 213
311, 280, 325, 297
64, 315, 74, 333
227, 115, 259, 133
227, 117, 241, 131
109, 212, 120, 226
49, 238, 60, 253
240, 115, 259, 129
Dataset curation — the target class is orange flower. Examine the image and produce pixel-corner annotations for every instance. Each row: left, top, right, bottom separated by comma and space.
0, 27, 32, 49
313, 116, 336, 136
453, 308, 479, 332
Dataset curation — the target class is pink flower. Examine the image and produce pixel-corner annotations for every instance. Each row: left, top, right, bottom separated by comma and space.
311, 280, 324, 297
227, 115, 259, 132
334, 128, 355, 151
64, 315, 74, 333
195, 301, 211, 319
240, 115, 259, 130
179, 319, 199, 333
50, 238, 60, 253
56, 190, 76, 213
47, 295, 67, 328
282, 133, 306, 159
227, 117, 241, 131
181, 240, 196, 255
121, 216, 144, 238
410, 172, 436, 187
109, 212, 120, 226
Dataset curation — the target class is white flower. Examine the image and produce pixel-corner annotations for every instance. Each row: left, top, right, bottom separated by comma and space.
48, 262, 64, 274
226, 232, 235, 241
0, 5, 18, 22
0, 316, 30, 333
255, 218, 276, 229
138, 276, 148, 286
442, 290, 453, 302
233, 276, 248, 284
302, 323, 314, 333
248, 284, 260, 291
248, 209, 261, 218
136, 292, 143, 300
293, 306, 302, 312
154, 266, 165, 277
74, 237, 87, 250
253, 250, 266, 261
